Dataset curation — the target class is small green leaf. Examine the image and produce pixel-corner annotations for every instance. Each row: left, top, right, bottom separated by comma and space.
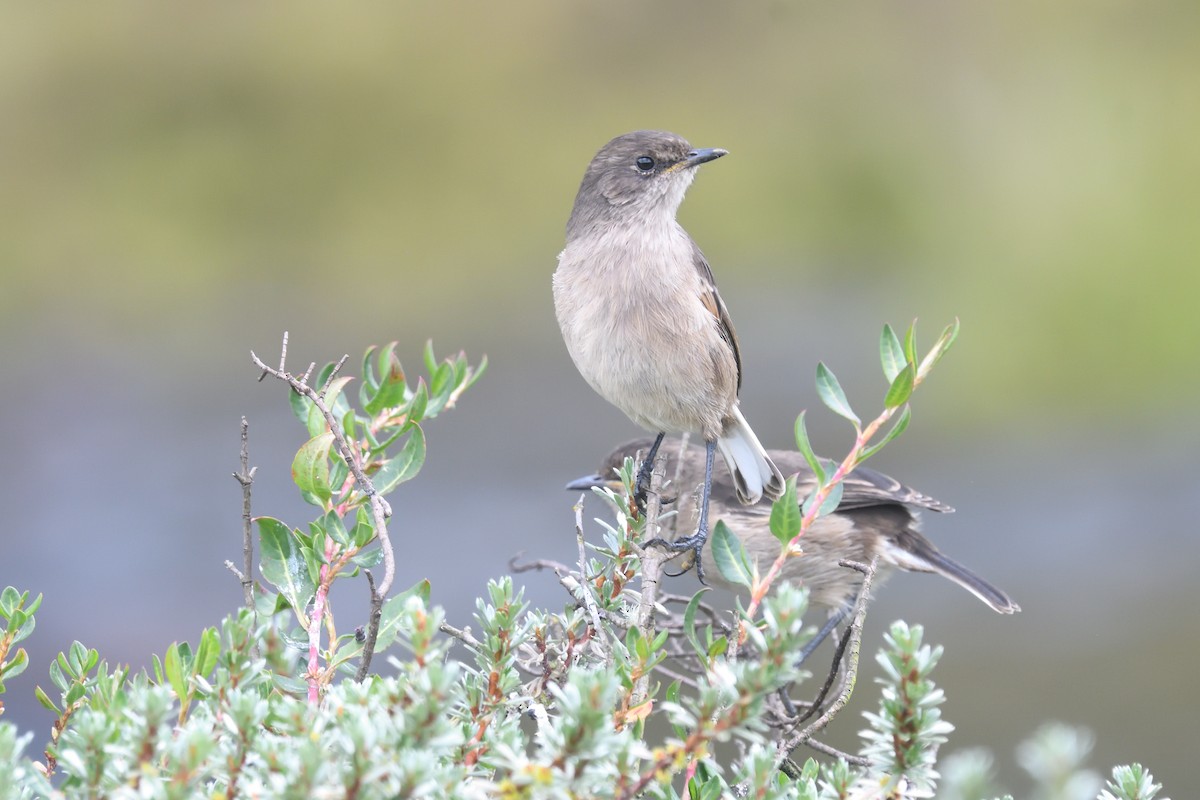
884, 364, 915, 409
904, 321, 918, 365
164, 643, 186, 701
289, 387, 314, 427
324, 511, 350, 547
793, 411, 825, 484
802, 481, 844, 518
0, 587, 19, 616
373, 427, 426, 495
880, 323, 907, 383
291, 432, 336, 502
769, 476, 801, 545
682, 589, 710, 660
35, 685, 59, 713
923, 317, 961, 373
351, 508, 375, 548
68, 641, 87, 675
464, 353, 488, 392
365, 343, 408, 414
425, 362, 454, 417
815, 362, 860, 426
342, 408, 358, 441
404, 379, 429, 425
423, 339, 438, 376
351, 547, 384, 568
195, 628, 220, 678
11, 619, 35, 649
320, 374, 352, 406
257, 516, 317, 618
709, 520, 753, 588
861, 405, 912, 461
303, 399, 328, 439
1, 647, 28, 679
4, 608, 26, 634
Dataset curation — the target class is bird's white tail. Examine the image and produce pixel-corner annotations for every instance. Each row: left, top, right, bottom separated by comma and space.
717, 407, 785, 505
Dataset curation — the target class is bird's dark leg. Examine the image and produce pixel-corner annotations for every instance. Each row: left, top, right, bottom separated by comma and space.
796, 604, 850, 665
632, 432, 665, 514
646, 438, 715, 584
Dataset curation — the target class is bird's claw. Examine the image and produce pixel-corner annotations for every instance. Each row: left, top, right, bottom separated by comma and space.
643, 531, 708, 585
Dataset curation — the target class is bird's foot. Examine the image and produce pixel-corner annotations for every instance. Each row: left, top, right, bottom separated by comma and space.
632, 465, 653, 518
644, 528, 708, 584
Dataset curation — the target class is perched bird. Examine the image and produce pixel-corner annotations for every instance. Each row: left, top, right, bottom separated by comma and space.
553, 131, 784, 576
568, 437, 1020, 619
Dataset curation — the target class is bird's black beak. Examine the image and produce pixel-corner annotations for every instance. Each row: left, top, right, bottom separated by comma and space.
565, 473, 606, 492
683, 147, 728, 168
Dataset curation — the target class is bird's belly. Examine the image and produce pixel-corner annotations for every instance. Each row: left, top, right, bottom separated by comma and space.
559, 292, 736, 437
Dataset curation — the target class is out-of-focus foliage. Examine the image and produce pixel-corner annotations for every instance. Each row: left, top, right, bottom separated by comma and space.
2, 2, 1197, 415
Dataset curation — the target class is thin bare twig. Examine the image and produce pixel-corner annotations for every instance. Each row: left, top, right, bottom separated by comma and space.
777, 557, 878, 766
575, 497, 610, 664
229, 416, 260, 656
630, 453, 667, 708
354, 570, 384, 682
318, 354, 349, 400
439, 621, 483, 652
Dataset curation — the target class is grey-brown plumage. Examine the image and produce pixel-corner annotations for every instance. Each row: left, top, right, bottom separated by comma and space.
553, 131, 784, 576
570, 437, 1020, 615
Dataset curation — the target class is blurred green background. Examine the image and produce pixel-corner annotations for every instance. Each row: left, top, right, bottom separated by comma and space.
2, 1, 1196, 793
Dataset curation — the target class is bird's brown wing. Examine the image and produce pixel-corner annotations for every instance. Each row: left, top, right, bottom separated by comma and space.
692, 241, 742, 392
766, 450, 954, 514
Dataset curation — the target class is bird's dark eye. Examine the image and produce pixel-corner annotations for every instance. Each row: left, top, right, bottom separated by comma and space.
635, 156, 655, 172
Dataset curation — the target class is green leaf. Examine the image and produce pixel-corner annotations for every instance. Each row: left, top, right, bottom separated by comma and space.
351, 508, 375, 548
1, 647, 28, 679
802, 481, 844, 518
12, 612, 36, 645
289, 387, 313, 427
48, 660, 66, 691
34, 685, 59, 714
365, 343, 408, 414
923, 317, 961, 373
425, 362, 454, 417
404, 379, 429, 425
464, 353, 488, 392
194, 628, 220, 678
324, 511, 350, 547
815, 362, 860, 426
884, 364, 915, 409
793, 411, 825, 484
682, 589, 710, 660
257, 516, 317, 618
342, 408, 358, 442
351, 580, 434, 655
904, 321, 918, 365
351, 547, 384, 568
164, 642, 186, 701
319, 376, 354, 430
861, 405, 912, 461
303, 399, 328, 439
0, 587, 20, 617
769, 476, 801, 545
880, 323, 907, 383
68, 641, 88, 675
291, 432, 336, 502
709, 520, 753, 588
423, 339, 438, 376
373, 427, 426, 495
